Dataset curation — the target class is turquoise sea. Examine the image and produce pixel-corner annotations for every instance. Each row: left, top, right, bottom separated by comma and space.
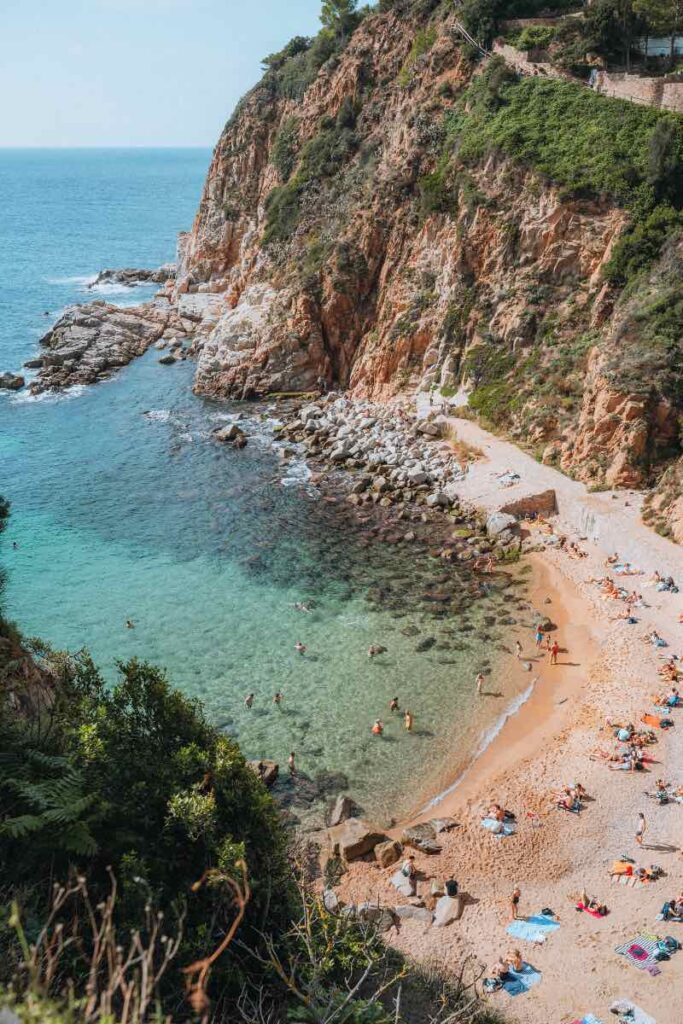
0, 149, 531, 823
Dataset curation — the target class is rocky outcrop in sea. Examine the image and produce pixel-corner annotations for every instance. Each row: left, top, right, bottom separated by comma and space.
29, 300, 202, 394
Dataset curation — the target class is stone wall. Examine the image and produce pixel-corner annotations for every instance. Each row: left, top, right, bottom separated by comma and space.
591, 70, 683, 113
492, 42, 565, 80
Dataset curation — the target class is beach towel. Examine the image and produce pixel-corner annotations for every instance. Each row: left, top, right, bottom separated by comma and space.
507, 914, 559, 944
610, 860, 634, 876
481, 817, 515, 837
577, 902, 608, 918
615, 936, 662, 975
501, 963, 541, 996
609, 999, 656, 1024
569, 1016, 604, 1024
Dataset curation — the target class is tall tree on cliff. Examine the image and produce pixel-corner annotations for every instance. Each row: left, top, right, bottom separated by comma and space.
320, 0, 358, 43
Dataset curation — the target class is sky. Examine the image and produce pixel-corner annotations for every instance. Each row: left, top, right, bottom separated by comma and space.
0, 0, 325, 147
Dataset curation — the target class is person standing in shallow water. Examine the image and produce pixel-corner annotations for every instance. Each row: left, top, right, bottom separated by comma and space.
476, 672, 485, 695
404, 709, 413, 732
244, 693, 254, 709
273, 691, 283, 706
288, 751, 296, 775
389, 697, 400, 712
372, 719, 383, 736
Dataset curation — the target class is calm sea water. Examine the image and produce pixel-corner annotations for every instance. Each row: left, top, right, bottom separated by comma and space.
0, 149, 531, 822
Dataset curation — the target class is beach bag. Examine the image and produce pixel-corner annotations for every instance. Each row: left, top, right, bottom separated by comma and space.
662, 935, 681, 952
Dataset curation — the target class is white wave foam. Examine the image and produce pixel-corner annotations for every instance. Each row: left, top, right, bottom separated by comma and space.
420, 677, 539, 812
280, 458, 312, 489
9, 383, 88, 405
144, 409, 171, 422
45, 274, 97, 287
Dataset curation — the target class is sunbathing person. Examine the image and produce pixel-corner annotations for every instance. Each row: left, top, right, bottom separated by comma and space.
579, 890, 608, 916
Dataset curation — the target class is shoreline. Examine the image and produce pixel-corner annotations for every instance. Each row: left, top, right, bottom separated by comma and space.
407, 551, 598, 826
333, 411, 683, 1024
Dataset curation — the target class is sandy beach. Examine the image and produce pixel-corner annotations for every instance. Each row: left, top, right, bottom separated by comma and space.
336, 412, 683, 1024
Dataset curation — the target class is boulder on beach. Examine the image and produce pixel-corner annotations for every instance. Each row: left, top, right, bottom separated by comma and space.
332, 818, 386, 862
486, 511, 519, 539
375, 838, 402, 868
401, 822, 442, 854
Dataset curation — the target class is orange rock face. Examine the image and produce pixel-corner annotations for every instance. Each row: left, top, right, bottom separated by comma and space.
173, 5, 681, 524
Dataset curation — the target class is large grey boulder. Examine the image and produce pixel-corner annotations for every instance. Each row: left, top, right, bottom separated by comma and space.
401, 822, 442, 854
486, 512, 518, 538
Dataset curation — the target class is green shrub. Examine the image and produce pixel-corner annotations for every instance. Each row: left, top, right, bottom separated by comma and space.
457, 60, 681, 208
605, 206, 683, 285
398, 27, 437, 87
511, 25, 555, 50
272, 116, 300, 181
263, 108, 359, 243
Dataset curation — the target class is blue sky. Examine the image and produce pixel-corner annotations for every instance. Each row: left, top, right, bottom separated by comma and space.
1, 0, 324, 147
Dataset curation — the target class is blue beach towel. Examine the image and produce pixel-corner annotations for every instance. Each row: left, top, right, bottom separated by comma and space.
502, 962, 541, 996
481, 817, 516, 837
507, 914, 560, 944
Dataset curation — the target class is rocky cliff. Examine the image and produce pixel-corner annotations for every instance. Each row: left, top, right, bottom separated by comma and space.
173, 0, 682, 533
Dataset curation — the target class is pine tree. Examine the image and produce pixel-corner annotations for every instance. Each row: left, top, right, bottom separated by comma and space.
320, 0, 358, 41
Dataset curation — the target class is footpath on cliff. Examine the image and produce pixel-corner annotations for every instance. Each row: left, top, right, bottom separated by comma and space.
333, 392, 683, 1024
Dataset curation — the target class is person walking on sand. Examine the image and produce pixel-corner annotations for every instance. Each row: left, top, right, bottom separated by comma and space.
535, 626, 544, 648
636, 811, 647, 846
510, 886, 522, 921
288, 751, 296, 775
476, 672, 485, 695
515, 640, 523, 659
244, 693, 254, 709
404, 709, 413, 732
549, 640, 560, 665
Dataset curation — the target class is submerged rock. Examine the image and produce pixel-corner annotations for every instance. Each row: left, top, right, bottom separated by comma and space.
0, 372, 24, 391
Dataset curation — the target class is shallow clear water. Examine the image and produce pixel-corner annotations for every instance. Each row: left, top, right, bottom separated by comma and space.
0, 150, 531, 822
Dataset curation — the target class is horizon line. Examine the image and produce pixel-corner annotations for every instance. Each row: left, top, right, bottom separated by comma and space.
0, 144, 214, 150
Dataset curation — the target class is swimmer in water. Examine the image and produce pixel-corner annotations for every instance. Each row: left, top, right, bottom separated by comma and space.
126, 620, 135, 629
294, 641, 306, 655
273, 691, 283, 706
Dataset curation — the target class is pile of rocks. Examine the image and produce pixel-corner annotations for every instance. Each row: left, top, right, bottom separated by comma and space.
278, 395, 463, 508
276, 395, 522, 558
